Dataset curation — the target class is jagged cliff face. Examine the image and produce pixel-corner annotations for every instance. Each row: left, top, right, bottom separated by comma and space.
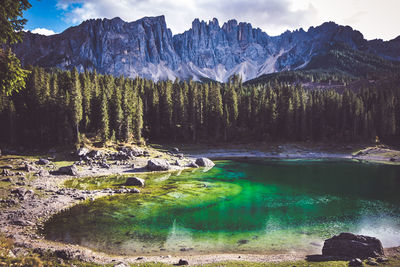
13, 16, 400, 82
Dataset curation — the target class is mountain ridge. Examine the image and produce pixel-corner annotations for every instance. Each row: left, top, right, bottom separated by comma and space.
13, 16, 400, 82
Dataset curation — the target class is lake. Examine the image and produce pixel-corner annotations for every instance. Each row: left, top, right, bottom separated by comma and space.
43, 159, 400, 255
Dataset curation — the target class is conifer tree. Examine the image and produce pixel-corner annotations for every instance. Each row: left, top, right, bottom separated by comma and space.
70, 68, 83, 143
100, 90, 109, 143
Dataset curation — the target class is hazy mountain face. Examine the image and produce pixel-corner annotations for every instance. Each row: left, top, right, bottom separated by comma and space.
13, 16, 400, 82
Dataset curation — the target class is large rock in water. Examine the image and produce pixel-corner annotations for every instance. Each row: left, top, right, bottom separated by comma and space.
125, 177, 145, 187
322, 233, 384, 259
195, 157, 215, 167
146, 159, 170, 171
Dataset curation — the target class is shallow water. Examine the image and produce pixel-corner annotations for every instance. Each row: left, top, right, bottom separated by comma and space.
43, 159, 400, 255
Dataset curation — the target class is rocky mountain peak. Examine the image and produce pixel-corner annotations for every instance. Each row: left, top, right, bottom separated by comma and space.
13, 16, 400, 82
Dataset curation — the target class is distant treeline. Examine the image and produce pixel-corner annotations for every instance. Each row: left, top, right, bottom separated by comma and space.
0, 67, 399, 147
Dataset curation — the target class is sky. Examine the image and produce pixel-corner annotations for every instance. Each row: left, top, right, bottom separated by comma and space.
24, 0, 400, 41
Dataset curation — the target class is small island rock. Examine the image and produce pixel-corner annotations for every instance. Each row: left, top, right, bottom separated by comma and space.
195, 157, 215, 167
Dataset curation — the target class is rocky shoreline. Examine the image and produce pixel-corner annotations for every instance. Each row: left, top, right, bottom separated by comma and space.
185, 144, 400, 164
0, 144, 399, 266
0, 145, 218, 265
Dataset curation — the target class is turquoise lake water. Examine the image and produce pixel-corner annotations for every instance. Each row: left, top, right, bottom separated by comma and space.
43, 159, 400, 255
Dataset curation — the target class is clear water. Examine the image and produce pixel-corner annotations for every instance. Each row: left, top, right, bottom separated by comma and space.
43, 159, 400, 255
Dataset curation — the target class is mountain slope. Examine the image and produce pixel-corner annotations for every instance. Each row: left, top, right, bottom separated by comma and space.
13, 17, 400, 82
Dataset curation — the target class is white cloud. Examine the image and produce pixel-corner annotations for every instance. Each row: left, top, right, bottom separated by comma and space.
55, 0, 400, 40
31, 28, 56, 36
55, 0, 316, 36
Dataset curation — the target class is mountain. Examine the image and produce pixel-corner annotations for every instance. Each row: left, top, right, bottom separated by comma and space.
13, 16, 400, 82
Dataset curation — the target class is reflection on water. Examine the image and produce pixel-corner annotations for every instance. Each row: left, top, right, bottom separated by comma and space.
43, 159, 400, 255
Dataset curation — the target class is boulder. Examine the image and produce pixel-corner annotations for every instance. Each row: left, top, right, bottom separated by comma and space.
36, 169, 50, 177
1, 165, 13, 169
24, 163, 38, 172
110, 151, 131, 160
56, 165, 78, 176
129, 188, 140, 193
195, 157, 215, 167
146, 159, 170, 171
322, 233, 384, 259
125, 177, 145, 187
377, 257, 389, 263
187, 162, 199, 168
100, 162, 110, 169
12, 220, 35, 226
349, 258, 363, 266
11, 187, 27, 197
177, 259, 189, 265
120, 146, 144, 157
37, 158, 50, 165
77, 147, 90, 157
55, 249, 75, 260
171, 147, 179, 153
366, 258, 378, 266
88, 150, 103, 159
2, 169, 14, 176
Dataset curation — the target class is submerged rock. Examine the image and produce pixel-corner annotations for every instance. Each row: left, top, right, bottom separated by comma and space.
322, 233, 384, 259
125, 177, 145, 187
129, 188, 140, 193
146, 159, 170, 171
195, 157, 215, 167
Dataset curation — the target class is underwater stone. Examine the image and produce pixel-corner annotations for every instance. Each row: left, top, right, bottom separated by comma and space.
129, 188, 140, 193
125, 177, 145, 187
